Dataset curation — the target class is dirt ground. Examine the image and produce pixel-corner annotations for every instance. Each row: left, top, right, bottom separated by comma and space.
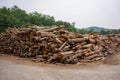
0, 52, 120, 80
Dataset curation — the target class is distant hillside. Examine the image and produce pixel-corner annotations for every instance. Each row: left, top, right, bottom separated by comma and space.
85, 26, 111, 32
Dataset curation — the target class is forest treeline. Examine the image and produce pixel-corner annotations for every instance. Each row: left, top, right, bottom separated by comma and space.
0, 6, 120, 34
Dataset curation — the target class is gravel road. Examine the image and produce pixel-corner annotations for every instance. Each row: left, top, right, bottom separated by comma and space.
0, 54, 120, 80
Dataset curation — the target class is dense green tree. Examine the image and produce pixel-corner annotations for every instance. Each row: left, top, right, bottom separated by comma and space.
55, 21, 76, 32
108, 29, 120, 34
0, 7, 11, 31
0, 6, 75, 32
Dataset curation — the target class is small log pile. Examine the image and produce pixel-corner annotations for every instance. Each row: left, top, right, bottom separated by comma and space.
0, 26, 120, 64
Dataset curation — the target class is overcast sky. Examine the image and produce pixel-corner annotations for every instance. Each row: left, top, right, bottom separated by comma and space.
0, 0, 120, 29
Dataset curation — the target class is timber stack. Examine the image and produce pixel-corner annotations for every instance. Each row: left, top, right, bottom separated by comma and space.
0, 26, 120, 64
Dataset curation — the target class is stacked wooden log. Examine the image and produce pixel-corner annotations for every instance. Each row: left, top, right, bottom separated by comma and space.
0, 26, 120, 64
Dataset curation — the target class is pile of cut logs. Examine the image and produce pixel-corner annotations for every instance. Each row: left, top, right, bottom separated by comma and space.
0, 26, 120, 64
